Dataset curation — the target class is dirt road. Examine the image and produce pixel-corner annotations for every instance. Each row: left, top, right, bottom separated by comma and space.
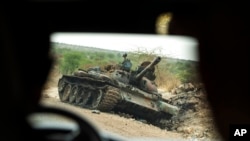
41, 86, 222, 141
41, 87, 186, 140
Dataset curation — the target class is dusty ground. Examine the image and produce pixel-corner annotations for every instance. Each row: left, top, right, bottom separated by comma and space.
41, 87, 184, 140
40, 68, 223, 141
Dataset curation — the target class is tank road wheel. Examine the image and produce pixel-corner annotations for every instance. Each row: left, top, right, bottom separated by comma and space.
90, 90, 103, 109
58, 78, 65, 98
69, 85, 79, 104
80, 91, 91, 108
75, 88, 91, 107
61, 84, 72, 102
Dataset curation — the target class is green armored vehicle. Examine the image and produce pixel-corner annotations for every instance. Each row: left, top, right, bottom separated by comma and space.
57, 54, 179, 127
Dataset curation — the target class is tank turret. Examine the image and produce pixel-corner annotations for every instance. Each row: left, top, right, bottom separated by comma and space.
128, 56, 161, 93
135, 56, 161, 80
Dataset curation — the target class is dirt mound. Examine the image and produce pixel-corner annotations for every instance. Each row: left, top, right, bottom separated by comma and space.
167, 85, 222, 139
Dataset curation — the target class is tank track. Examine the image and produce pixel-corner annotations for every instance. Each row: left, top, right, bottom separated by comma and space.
97, 87, 121, 111
58, 76, 121, 111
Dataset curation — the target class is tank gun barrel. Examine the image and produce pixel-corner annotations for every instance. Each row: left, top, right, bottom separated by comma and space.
135, 56, 161, 80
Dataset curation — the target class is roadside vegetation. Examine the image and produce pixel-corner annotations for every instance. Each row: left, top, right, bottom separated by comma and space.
51, 42, 201, 91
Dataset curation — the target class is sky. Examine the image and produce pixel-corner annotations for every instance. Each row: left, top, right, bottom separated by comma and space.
51, 33, 199, 61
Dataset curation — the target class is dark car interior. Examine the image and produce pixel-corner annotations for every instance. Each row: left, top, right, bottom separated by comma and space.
1, 0, 249, 141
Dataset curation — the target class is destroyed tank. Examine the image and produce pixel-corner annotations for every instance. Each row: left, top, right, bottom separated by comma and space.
57, 54, 179, 127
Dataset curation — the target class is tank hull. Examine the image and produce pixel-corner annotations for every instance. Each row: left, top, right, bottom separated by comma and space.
58, 73, 179, 127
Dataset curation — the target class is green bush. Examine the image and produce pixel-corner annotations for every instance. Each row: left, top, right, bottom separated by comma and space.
165, 60, 200, 83
59, 51, 82, 74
